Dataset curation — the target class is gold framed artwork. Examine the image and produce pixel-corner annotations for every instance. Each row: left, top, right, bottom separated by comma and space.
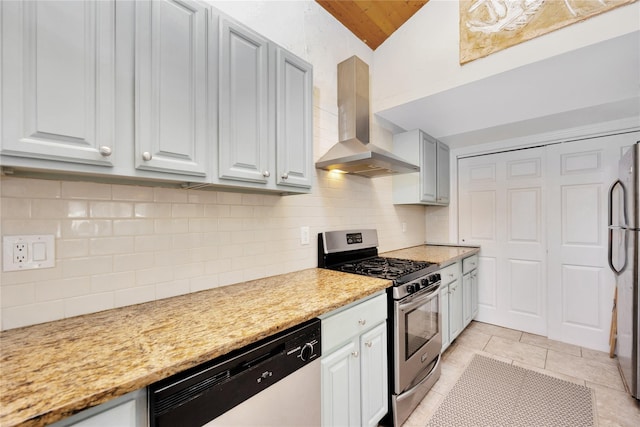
459, 0, 637, 64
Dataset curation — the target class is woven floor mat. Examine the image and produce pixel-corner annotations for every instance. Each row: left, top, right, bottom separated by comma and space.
426, 354, 597, 426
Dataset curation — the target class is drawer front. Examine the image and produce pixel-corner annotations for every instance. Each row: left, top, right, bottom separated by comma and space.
439, 262, 460, 285
462, 255, 479, 274
322, 293, 387, 353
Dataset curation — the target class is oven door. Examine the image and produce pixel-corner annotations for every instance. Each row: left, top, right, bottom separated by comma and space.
393, 283, 442, 394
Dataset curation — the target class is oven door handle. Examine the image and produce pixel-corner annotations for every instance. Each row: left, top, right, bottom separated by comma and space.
397, 283, 441, 312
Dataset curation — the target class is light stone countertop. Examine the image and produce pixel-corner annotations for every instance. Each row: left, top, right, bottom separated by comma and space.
381, 244, 480, 266
0, 268, 390, 427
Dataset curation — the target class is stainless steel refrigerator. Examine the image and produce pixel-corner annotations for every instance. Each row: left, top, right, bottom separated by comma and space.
608, 141, 640, 400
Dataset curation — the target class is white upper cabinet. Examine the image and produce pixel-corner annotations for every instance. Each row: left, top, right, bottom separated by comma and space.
134, 0, 210, 177
218, 18, 270, 184
392, 129, 450, 205
275, 48, 313, 189
1, 0, 116, 166
218, 19, 313, 191
1, 0, 313, 194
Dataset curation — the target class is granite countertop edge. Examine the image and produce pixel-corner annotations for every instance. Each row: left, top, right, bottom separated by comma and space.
0, 244, 478, 427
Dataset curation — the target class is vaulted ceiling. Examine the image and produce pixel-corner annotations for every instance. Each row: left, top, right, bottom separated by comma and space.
316, 1, 429, 50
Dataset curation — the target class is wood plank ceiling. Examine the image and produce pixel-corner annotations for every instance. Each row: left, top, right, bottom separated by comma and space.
316, 1, 429, 50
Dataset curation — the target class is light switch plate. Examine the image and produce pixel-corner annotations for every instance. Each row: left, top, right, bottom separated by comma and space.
3, 235, 55, 272
300, 226, 310, 245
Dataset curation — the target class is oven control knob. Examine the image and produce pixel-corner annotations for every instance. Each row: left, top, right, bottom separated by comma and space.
433, 273, 441, 283
421, 278, 429, 288
300, 343, 315, 361
407, 284, 416, 294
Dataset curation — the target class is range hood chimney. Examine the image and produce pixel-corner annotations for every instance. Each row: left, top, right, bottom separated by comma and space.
315, 56, 419, 178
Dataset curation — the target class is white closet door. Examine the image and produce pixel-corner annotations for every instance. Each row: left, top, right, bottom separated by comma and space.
459, 147, 547, 335
547, 132, 638, 351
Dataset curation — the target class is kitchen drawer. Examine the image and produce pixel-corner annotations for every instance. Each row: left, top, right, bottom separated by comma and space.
463, 255, 478, 273
439, 262, 460, 285
322, 293, 387, 353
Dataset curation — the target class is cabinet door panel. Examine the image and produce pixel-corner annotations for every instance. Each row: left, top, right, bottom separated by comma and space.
135, 0, 208, 176
449, 278, 463, 339
436, 141, 450, 204
360, 323, 388, 427
321, 341, 360, 427
1, 0, 115, 165
420, 133, 437, 202
463, 272, 472, 327
275, 48, 313, 188
219, 19, 269, 183
440, 285, 450, 351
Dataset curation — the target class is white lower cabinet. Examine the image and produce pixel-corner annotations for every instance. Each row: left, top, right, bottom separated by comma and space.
321, 293, 388, 427
462, 255, 479, 328
441, 255, 479, 352
49, 389, 147, 427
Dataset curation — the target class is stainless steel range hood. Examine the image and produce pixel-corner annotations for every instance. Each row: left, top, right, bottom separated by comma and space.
315, 56, 419, 178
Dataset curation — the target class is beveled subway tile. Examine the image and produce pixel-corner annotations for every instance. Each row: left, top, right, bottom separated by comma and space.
89, 237, 134, 255
113, 285, 155, 308
484, 336, 547, 368
91, 271, 136, 293
1, 177, 60, 199
35, 277, 90, 301
2, 300, 65, 329
187, 189, 217, 204
113, 252, 154, 272
546, 349, 625, 391
1, 283, 36, 307
134, 203, 172, 218
56, 239, 89, 259
3, 219, 61, 237
89, 201, 133, 218
171, 203, 204, 218
1, 198, 30, 218
64, 292, 114, 318
135, 266, 175, 287
113, 219, 154, 236
61, 181, 111, 200
112, 184, 153, 202
155, 279, 190, 300
62, 219, 112, 238
520, 332, 582, 356
153, 187, 188, 203
189, 274, 220, 292
62, 256, 112, 279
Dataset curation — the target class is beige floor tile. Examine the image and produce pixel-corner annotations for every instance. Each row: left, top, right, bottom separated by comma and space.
546, 349, 625, 391
484, 335, 547, 368
589, 381, 640, 426
467, 320, 523, 341
453, 327, 491, 351
520, 332, 582, 356
582, 346, 619, 367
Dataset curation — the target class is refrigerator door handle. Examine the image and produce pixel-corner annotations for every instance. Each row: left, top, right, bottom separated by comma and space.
608, 179, 627, 275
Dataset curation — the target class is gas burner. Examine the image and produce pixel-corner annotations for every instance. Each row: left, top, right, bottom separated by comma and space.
336, 256, 434, 281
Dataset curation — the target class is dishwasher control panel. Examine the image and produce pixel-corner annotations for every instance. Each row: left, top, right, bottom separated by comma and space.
149, 318, 321, 427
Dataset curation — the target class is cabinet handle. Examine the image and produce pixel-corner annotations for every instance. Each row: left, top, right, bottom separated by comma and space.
365, 341, 372, 348
99, 146, 112, 157
281, 173, 288, 180
352, 351, 359, 358
263, 171, 270, 178
358, 319, 366, 326
142, 152, 152, 161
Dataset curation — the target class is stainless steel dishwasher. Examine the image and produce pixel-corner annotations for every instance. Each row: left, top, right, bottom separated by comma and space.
149, 318, 321, 427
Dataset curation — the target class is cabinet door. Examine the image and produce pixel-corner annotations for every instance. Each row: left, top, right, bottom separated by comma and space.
449, 278, 463, 340
436, 141, 450, 204
360, 323, 387, 427
440, 285, 451, 352
321, 341, 360, 427
420, 133, 437, 202
219, 18, 270, 183
463, 272, 472, 327
49, 389, 146, 427
275, 48, 313, 189
1, 1, 115, 166
135, 0, 209, 177
471, 269, 479, 319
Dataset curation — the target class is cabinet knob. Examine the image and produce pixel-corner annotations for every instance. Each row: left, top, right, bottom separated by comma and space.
352, 351, 359, 358
142, 152, 152, 161
99, 146, 112, 157
263, 171, 270, 178
281, 173, 289, 180
358, 319, 366, 326
365, 341, 372, 348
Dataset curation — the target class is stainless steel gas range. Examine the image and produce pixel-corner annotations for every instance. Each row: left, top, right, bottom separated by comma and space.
318, 229, 442, 426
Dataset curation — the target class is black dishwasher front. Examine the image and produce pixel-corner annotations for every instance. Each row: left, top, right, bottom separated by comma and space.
148, 318, 320, 427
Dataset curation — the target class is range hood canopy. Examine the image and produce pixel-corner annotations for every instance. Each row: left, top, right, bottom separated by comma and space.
315, 56, 419, 178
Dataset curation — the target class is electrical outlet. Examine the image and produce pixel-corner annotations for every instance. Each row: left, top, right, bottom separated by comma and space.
3, 235, 55, 272
14, 243, 27, 264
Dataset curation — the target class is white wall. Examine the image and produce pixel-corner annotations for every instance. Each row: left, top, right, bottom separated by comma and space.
0, 1, 427, 330
372, 0, 640, 113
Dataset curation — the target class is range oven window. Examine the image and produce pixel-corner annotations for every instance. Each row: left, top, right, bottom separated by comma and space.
404, 296, 439, 360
